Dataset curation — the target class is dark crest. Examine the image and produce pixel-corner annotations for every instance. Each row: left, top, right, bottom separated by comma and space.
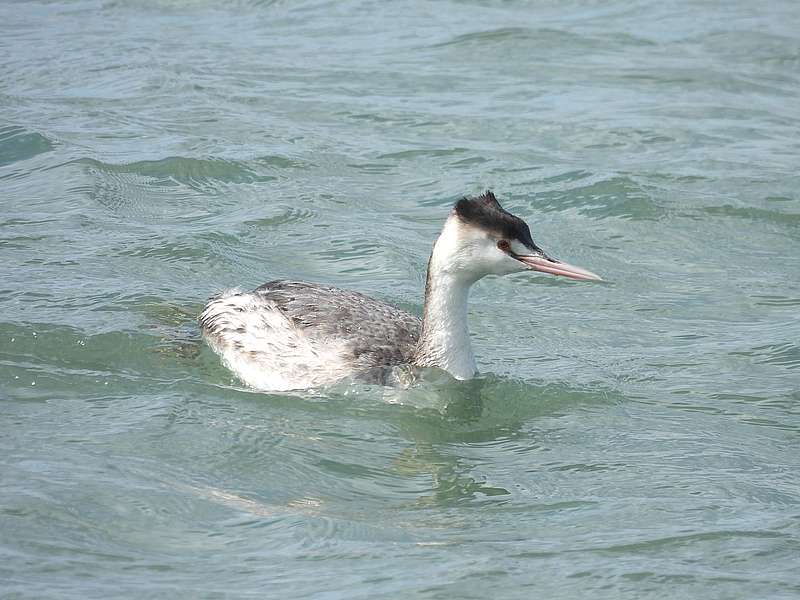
453, 191, 539, 251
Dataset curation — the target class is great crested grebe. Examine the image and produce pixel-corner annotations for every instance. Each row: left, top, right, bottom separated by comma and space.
199, 191, 601, 391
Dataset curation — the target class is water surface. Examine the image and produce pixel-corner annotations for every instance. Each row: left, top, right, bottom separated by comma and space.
2, 0, 799, 598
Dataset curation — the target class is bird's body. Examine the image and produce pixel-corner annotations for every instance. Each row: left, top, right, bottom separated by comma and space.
200, 280, 420, 390
200, 192, 601, 391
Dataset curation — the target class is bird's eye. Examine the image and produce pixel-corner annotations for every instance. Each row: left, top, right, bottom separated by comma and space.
497, 240, 510, 252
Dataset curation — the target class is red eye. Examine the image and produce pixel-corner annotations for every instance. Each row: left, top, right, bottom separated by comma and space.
497, 240, 510, 252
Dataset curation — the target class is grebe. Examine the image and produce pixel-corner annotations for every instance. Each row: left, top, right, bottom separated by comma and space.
199, 192, 601, 391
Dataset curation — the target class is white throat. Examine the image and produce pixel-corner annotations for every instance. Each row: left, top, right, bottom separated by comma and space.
412, 218, 480, 379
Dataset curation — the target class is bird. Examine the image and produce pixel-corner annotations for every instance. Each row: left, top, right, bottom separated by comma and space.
199, 191, 601, 391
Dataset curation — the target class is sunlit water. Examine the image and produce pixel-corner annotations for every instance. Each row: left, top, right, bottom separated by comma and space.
2, 0, 799, 598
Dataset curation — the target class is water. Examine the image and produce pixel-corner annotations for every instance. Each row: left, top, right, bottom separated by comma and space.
2, 0, 799, 597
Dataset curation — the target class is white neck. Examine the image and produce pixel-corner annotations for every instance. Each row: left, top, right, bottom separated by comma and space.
412, 223, 479, 379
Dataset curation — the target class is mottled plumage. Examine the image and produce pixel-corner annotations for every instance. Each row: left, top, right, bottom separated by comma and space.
199, 280, 420, 390
199, 192, 601, 391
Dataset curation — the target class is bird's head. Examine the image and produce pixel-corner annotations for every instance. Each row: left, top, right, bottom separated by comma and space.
431, 191, 602, 283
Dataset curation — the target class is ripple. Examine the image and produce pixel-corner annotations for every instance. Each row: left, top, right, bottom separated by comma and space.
750, 343, 800, 370
599, 529, 790, 554
700, 205, 800, 229
539, 170, 594, 186
582, 128, 677, 150
751, 295, 800, 307
376, 148, 469, 161
0, 321, 173, 379
242, 207, 316, 229
251, 155, 310, 170
346, 161, 394, 174
116, 238, 206, 261
691, 30, 800, 67
75, 168, 199, 223
432, 27, 575, 50
430, 26, 655, 54
75, 156, 272, 223
77, 155, 274, 188
534, 176, 666, 221
312, 238, 381, 262
0, 125, 54, 168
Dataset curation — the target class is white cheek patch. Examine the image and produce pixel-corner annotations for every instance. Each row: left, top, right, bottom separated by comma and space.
510, 239, 532, 256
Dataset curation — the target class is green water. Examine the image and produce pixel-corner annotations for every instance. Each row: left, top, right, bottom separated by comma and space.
2, 0, 799, 598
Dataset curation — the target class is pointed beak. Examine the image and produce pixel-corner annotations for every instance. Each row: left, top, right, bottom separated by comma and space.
516, 253, 603, 282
